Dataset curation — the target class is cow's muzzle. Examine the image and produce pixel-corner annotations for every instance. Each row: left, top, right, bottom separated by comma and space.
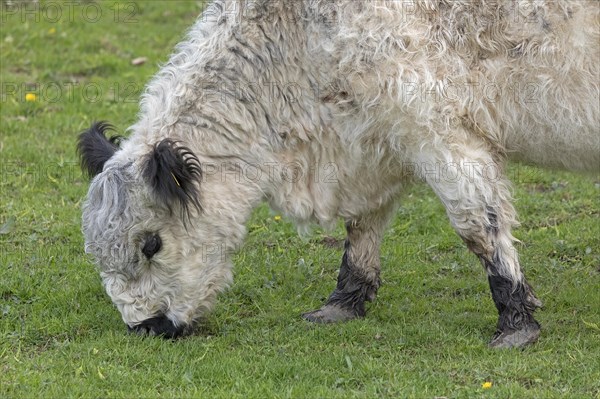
128, 314, 186, 339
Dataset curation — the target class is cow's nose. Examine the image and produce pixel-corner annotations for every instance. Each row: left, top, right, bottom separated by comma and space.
128, 314, 186, 339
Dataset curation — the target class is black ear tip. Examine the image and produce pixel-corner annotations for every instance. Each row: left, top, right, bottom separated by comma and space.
77, 121, 122, 178
91, 120, 114, 132
78, 121, 120, 145
143, 139, 202, 218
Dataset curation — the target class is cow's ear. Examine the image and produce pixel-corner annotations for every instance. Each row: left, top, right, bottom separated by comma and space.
143, 139, 202, 216
77, 121, 121, 177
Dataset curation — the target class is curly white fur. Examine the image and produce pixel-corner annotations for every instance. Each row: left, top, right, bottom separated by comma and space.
82, 0, 599, 332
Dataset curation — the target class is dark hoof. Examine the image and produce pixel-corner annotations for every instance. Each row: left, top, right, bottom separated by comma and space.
128, 315, 187, 339
302, 304, 360, 323
488, 322, 541, 349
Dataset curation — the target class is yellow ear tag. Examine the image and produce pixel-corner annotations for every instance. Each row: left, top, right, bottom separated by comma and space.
170, 172, 181, 187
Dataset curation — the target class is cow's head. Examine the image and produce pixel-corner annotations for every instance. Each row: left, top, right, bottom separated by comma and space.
78, 122, 246, 337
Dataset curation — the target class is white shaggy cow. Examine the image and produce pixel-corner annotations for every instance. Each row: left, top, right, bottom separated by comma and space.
78, 0, 599, 348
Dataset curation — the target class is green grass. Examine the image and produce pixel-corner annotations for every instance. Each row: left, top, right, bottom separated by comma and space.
1, 1, 599, 398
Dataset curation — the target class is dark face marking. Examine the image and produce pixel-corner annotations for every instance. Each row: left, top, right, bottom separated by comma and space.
128, 314, 186, 339
142, 234, 162, 259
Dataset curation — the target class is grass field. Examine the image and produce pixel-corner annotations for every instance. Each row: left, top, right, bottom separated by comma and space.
1, 1, 599, 398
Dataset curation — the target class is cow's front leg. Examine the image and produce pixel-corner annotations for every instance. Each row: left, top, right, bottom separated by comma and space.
303, 206, 394, 323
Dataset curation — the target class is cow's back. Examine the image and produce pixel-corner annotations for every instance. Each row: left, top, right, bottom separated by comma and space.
322, 0, 599, 172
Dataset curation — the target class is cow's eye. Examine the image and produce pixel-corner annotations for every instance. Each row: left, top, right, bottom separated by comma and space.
142, 234, 162, 259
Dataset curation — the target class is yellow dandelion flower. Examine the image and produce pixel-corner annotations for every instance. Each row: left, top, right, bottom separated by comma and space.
48, 27, 56, 35
482, 381, 493, 389
25, 93, 37, 102
274, 215, 282, 221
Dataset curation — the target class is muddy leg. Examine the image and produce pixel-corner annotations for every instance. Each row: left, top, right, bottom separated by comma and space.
303, 205, 394, 323
419, 139, 542, 348
485, 257, 542, 348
